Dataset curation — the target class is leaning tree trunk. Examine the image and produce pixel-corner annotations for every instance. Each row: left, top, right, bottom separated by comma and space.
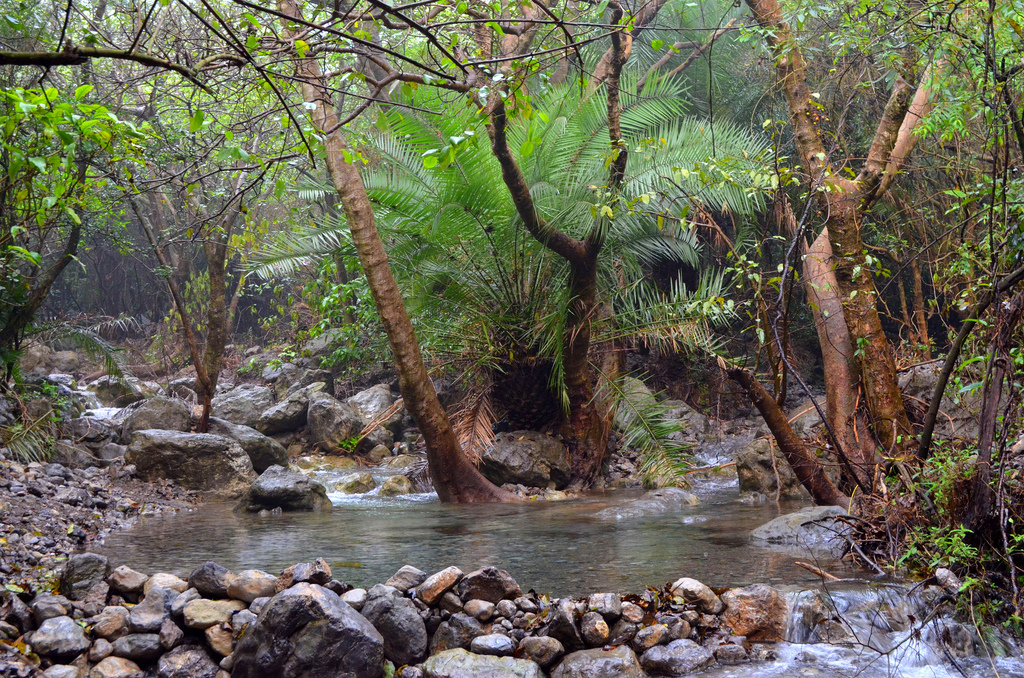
279, 0, 515, 503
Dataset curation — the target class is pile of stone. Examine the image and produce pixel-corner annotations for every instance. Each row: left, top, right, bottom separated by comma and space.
1, 554, 794, 678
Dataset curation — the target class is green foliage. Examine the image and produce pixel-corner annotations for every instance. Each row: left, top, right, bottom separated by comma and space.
1, 418, 54, 464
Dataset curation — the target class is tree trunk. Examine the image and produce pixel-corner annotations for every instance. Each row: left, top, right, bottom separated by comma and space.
279, 0, 515, 503
200, 237, 229, 431
911, 258, 930, 358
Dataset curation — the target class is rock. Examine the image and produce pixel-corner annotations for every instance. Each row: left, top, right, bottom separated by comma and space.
719, 584, 787, 642
361, 585, 428, 666
614, 376, 658, 430
126, 430, 256, 498
422, 648, 541, 678
211, 385, 274, 428
145, 574, 189, 594
183, 600, 246, 629
29, 616, 91, 660
469, 634, 514, 656
207, 418, 288, 474
108, 566, 148, 595
662, 400, 711, 437
416, 567, 464, 606
669, 578, 723, 614
899, 362, 981, 441
546, 599, 584, 652
581, 611, 609, 646
333, 473, 375, 494
62, 417, 117, 444
205, 623, 234, 656
385, 565, 427, 592
463, 600, 494, 622
518, 636, 564, 669
429, 613, 484, 654
45, 665, 81, 678
90, 607, 130, 640
587, 593, 621, 620
595, 488, 698, 519
341, 589, 367, 611
479, 431, 570, 489
31, 594, 69, 623
129, 585, 176, 632
121, 397, 191, 437
714, 644, 748, 664
90, 657, 143, 678
456, 567, 521, 604
750, 506, 850, 553
91, 638, 114, 662
87, 376, 146, 407
307, 396, 366, 454
285, 369, 335, 397
347, 384, 393, 421
631, 623, 668, 652
188, 562, 233, 599
551, 645, 645, 678
440, 592, 463, 614
278, 559, 333, 589
111, 633, 163, 662
159, 618, 183, 649
60, 553, 110, 601
231, 583, 384, 678
53, 439, 103, 469
300, 329, 344, 360
494, 600, 516, 619
737, 438, 813, 500
621, 602, 644, 623
378, 475, 414, 496
158, 646, 219, 678
935, 568, 963, 594
812, 618, 858, 645
255, 384, 325, 435
362, 442, 390, 464
238, 465, 332, 512
227, 571, 278, 603
639, 639, 715, 676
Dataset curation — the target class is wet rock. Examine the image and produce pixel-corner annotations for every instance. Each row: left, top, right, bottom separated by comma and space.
157, 645, 219, 678
551, 645, 645, 678
415, 567, 463, 605
159, 618, 183, 649
347, 384, 393, 421
278, 559, 332, 590
108, 566, 148, 595
226, 571, 277, 603
545, 599, 584, 652
231, 583, 384, 678
595, 488, 698, 519
2, 590, 35, 633
812, 618, 858, 645
90, 607, 130, 640
518, 636, 564, 669
479, 431, 570, 489
737, 438, 815, 500
255, 384, 324, 435
378, 475, 414, 496
238, 465, 332, 512
44, 666, 80, 678
171, 589, 201, 617
62, 418, 117, 445
31, 594, 69, 624
111, 633, 163, 662
183, 600, 246, 630
90, 638, 114, 662
121, 397, 191, 437
750, 506, 850, 553
639, 638, 715, 676
29, 616, 91, 660
587, 593, 621, 620
211, 385, 273, 428
333, 473, 375, 494
188, 562, 233, 599
129, 585, 176, 632
631, 623, 669, 652
146, 574, 189, 594
429, 612, 484, 653
456, 567, 521, 604
714, 644, 748, 664
719, 584, 788, 642
60, 553, 110, 601
669, 577, 723, 614
470, 634, 515, 656
341, 589, 367, 611
206, 418, 288, 474
581, 611, 609, 646
608, 619, 639, 645
385, 565, 427, 592
126, 430, 255, 498
935, 568, 962, 594
90, 657, 143, 678
361, 584, 428, 666
205, 623, 233, 656
463, 599, 494, 621
494, 600, 517, 619
307, 396, 366, 455
422, 648, 541, 678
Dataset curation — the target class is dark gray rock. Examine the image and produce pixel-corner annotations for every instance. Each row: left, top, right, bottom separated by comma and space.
121, 397, 191, 437
361, 584, 428, 667
211, 384, 274, 428
28, 616, 90, 660
238, 465, 332, 513
285, 369, 335, 397
255, 384, 325, 435
429, 613, 484, 654
231, 583, 384, 678
62, 417, 117, 444
157, 645, 219, 678
479, 431, 570, 489
639, 639, 715, 676
159, 618, 184, 650
456, 567, 521, 604
470, 633, 516, 656
129, 585, 175, 632
126, 430, 256, 498
207, 418, 288, 474
30, 594, 69, 624
59, 552, 109, 601
518, 636, 564, 669
545, 599, 584, 652
307, 395, 366, 455
187, 562, 233, 599
551, 645, 645, 678
111, 633, 164, 662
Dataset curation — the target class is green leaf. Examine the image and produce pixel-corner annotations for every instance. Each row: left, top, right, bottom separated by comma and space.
74, 84, 93, 100
28, 157, 46, 173
423, 156, 438, 169
651, 39, 664, 51
520, 140, 534, 157
189, 110, 204, 133
65, 207, 82, 225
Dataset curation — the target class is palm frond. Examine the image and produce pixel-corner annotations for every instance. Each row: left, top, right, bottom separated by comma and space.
450, 389, 496, 465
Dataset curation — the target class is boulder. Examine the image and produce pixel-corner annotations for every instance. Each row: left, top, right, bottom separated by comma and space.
129, 585, 175, 632
226, 571, 278, 603
121, 397, 191, 437
207, 418, 288, 473
613, 376, 658, 430
423, 649, 542, 678
750, 505, 850, 553
479, 431, 570, 489
469, 634, 515, 656
429, 613, 484, 654
126, 430, 256, 497
360, 584, 428, 666
62, 417, 118, 444
347, 384, 393, 421
333, 473, 376, 494
456, 567, 521, 604
60, 553, 110, 601
668, 578, 722, 614
238, 465, 332, 512
737, 438, 811, 500
518, 636, 564, 669
211, 384, 273, 428
545, 599, 584, 652
90, 607, 130, 640
108, 566, 148, 595
900, 362, 982, 441
307, 395, 366, 454
90, 657, 143, 678
378, 475, 413, 497
719, 584, 788, 642
28, 616, 91, 661
157, 645, 219, 678
415, 567, 463, 605
551, 646, 645, 678
385, 565, 427, 592
662, 400, 711, 437
111, 633, 163, 662
87, 375, 146, 407
183, 599, 246, 630
595, 488, 698, 519
188, 562, 233, 599
255, 384, 325, 435
639, 639, 715, 676
145, 573, 188, 594
231, 583, 384, 678
52, 439, 102, 469
285, 369, 335, 397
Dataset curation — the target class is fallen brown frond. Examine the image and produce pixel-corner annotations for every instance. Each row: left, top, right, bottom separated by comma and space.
450, 390, 496, 465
